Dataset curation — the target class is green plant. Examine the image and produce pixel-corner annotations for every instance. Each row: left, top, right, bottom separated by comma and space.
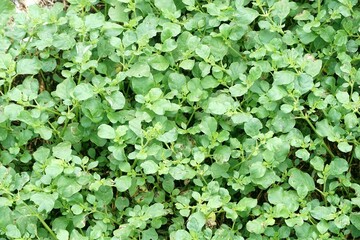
1, 0, 360, 239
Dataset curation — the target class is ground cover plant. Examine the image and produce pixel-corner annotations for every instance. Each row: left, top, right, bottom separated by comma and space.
0, 0, 360, 239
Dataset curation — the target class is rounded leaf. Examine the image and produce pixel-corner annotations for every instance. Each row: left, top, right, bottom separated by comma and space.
98, 124, 116, 139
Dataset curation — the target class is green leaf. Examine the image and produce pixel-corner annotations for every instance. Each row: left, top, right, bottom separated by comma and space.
85, 13, 105, 29
246, 217, 266, 234
6, 224, 21, 239
149, 55, 169, 71
250, 162, 267, 179
344, 112, 358, 129
30, 193, 58, 213
206, 94, 234, 115
141, 160, 159, 174
161, 38, 178, 52
317, 220, 329, 234
170, 230, 191, 240
142, 228, 158, 240
154, 0, 177, 13
268, 186, 299, 212
169, 164, 196, 180
195, 44, 211, 59
136, 15, 159, 40
267, 85, 288, 101
179, 59, 195, 70
95, 186, 113, 205
127, 62, 151, 78
199, 116, 217, 137
244, 118, 262, 137
350, 213, 360, 230
338, 142, 352, 153
145, 203, 166, 218
187, 212, 206, 232
98, 124, 116, 139
115, 176, 132, 192
45, 160, 64, 178
329, 157, 348, 176
273, 71, 296, 85
0, 197, 12, 207
285, 216, 304, 228
0, 53, 13, 69
236, 7, 259, 25
131, 76, 156, 94
0, 207, 13, 231
53, 33, 76, 50
168, 72, 186, 91
272, 0, 290, 20
296, 28, 317, 44
304, 58, 322, 77
334, 30, 348, 46
33, 147, 50, 163
54, 78, 76, 100
4, 104, 23, 121
336, 91, 350, 104
202, 36, 228, 61
57, 176, 82, 198
157, 128, 178, 143
229, 84, 247, 97
315, 119, 332, 137
311, 206, 336, 220
237, 197, 258, 211
105, 91, 125, 110
57, 230, 70, 240
294, 73, 314, 94
251, 170, 280, 188
34, 126, 53, 140
208, 195, 222, 208
295, 149, 310, 161
182, 0, 195, 7
310, 156, 324, 171
271, 111, 296, 133
16, 58, 42, 75
334, 214, 349, 229
231, 112, 252, 125
213, 145, 231, 163
288, 168, 315, 198
210, 163, 230, 179
355, 146, 360, 160
53, 141, 72, 161
319, 26, 336, 43
0, 0, 14, 15
108, 2, 129, 22
73, 83, 94, 101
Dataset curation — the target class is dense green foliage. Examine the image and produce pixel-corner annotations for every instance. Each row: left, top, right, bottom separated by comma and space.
1, 0, 360, 239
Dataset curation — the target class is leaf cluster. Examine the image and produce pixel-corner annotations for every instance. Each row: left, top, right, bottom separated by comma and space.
1, 0, 360, 239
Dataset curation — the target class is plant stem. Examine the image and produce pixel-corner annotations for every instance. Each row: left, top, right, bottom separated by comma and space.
301, 113, 335, 158
23, 202, 57, 239
35, 213, 58, 239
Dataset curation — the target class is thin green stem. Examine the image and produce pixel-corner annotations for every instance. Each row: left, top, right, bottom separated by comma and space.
186, 108, 197, 127
227, 43, 246, 60
200, 174, 208, 185
22, 202, 57, 239
91, 5, 99, 13
322, 177, 328, 206
8, 75, 17, 92
35, 213, 58, 239
255, 0, 284, 34
301, 113, 335, 158
315, 187, 327, 206
77, 72, 82, 84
